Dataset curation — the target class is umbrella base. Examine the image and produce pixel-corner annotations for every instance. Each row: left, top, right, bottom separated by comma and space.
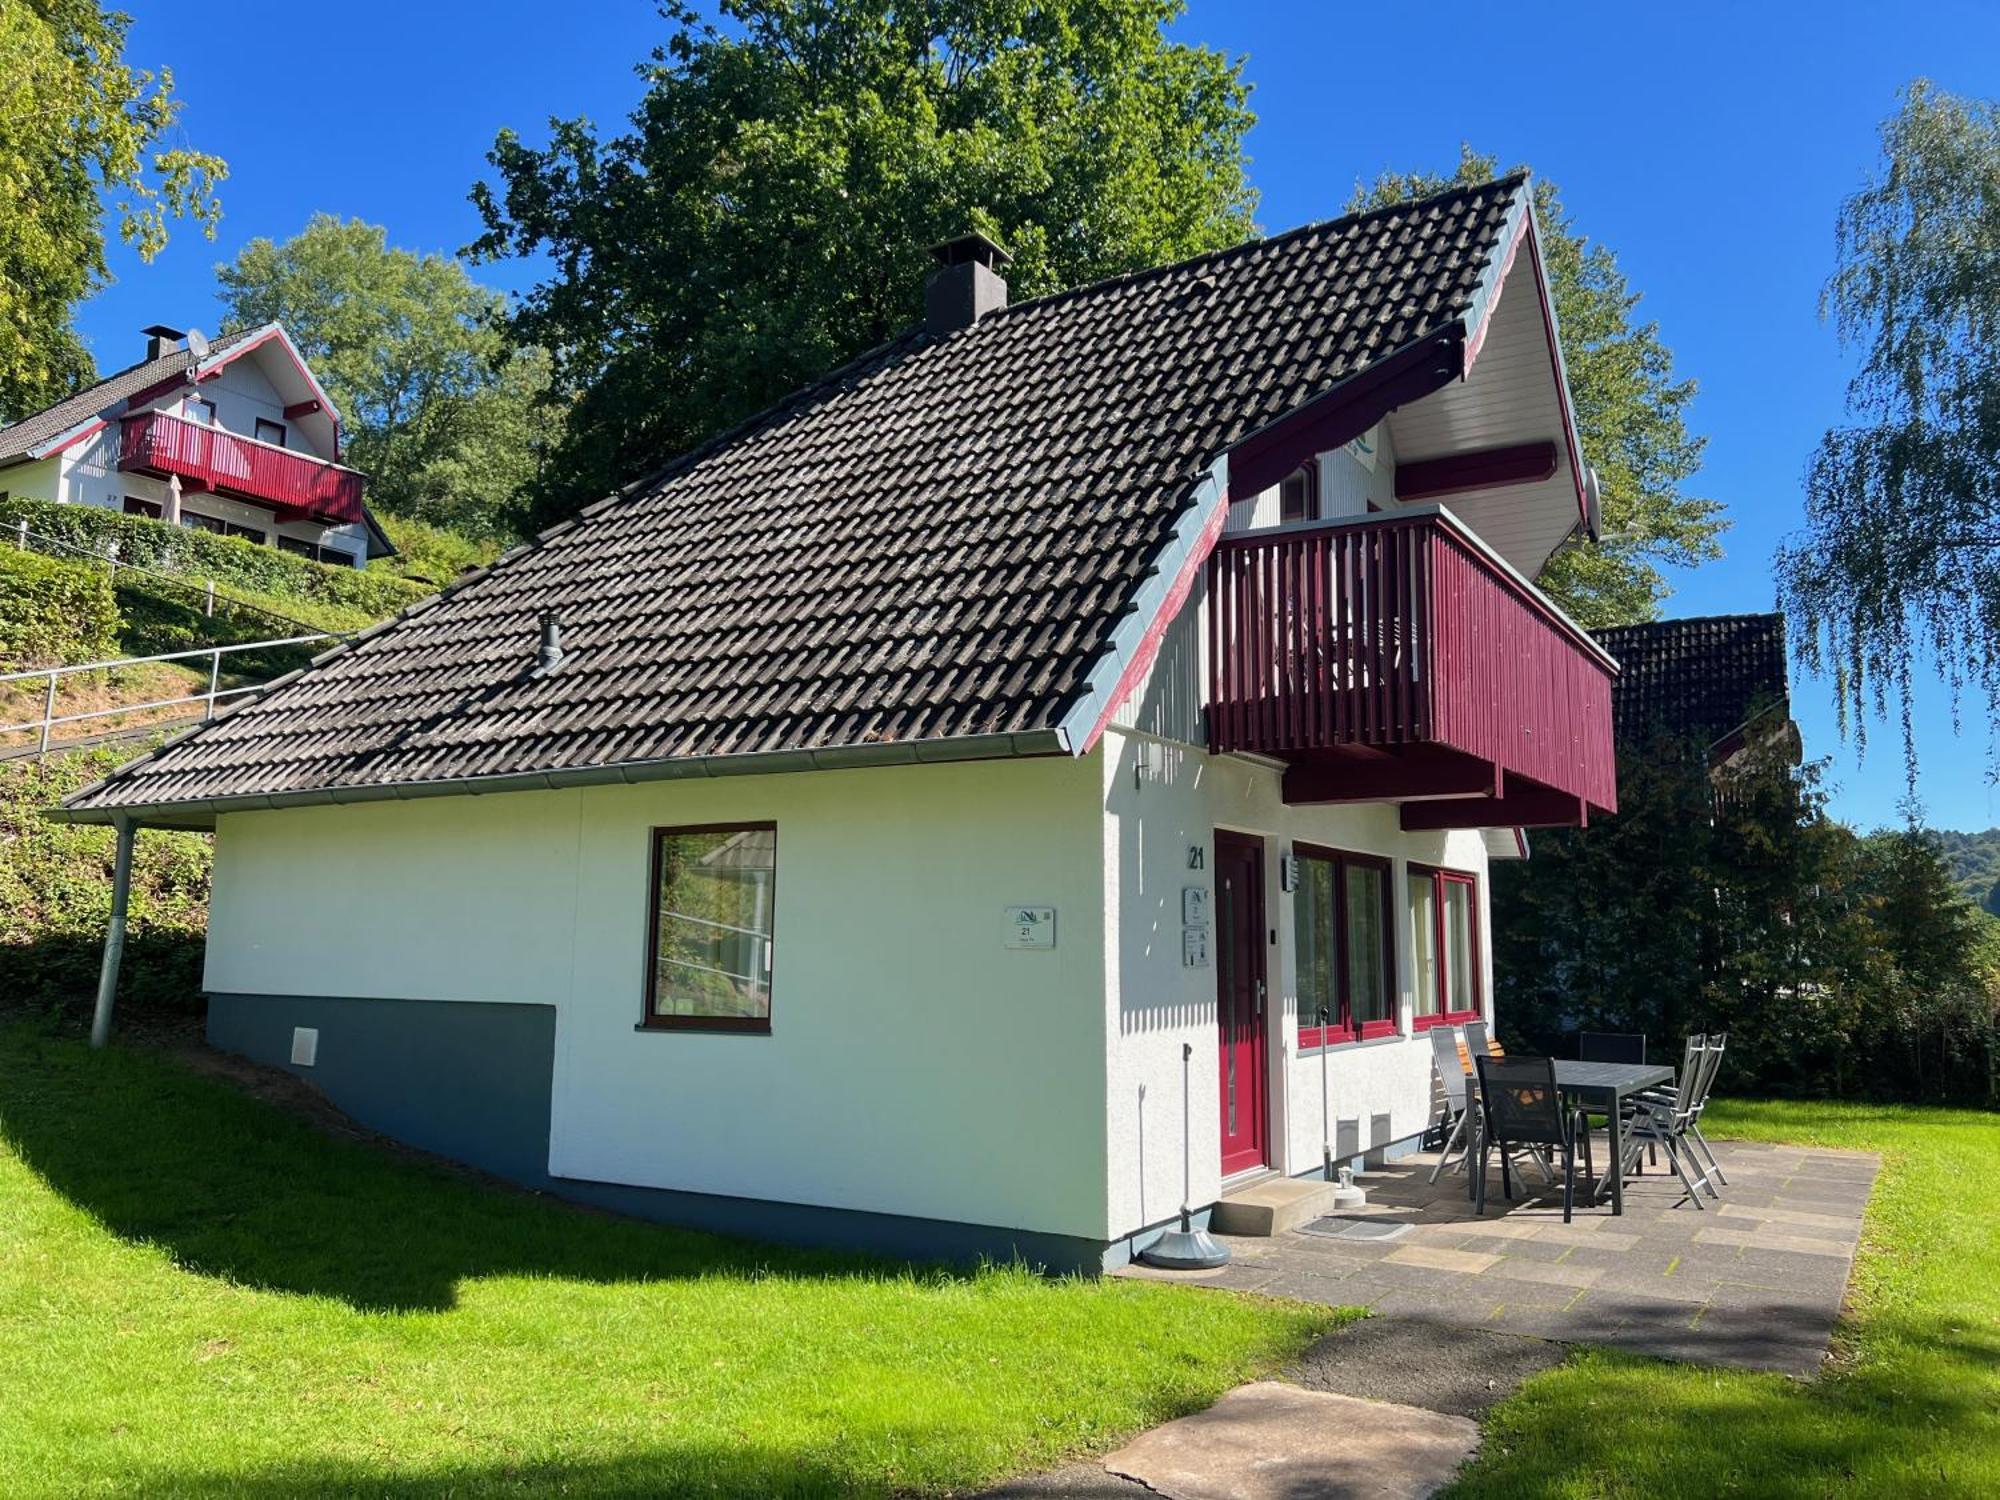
1138, 1225, 1231, 1270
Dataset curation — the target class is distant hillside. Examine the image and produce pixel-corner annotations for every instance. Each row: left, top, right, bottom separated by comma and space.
1936, 828, 2000, 915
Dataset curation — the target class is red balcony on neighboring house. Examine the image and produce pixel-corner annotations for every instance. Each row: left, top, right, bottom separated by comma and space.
118, 409, 365, 527
1207, 510, 1618, 829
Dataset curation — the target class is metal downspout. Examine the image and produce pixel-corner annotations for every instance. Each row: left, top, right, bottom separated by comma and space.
90, 815, 137, 1049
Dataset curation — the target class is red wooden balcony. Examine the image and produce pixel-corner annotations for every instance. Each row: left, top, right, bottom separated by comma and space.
1206, 510, 1618, 828
119, 410, 365, 526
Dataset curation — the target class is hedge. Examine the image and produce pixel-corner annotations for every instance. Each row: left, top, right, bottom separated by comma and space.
0, 496, 430, 622
0, 744, 210, 1019
0, 548, 120, 670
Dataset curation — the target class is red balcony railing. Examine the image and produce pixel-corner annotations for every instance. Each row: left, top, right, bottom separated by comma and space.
1207, 510, 1618, 817
119, 410, 364, 526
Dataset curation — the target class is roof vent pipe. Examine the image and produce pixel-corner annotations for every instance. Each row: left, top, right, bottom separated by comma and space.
925, 231, 1011, 335
533, 610, 564, 676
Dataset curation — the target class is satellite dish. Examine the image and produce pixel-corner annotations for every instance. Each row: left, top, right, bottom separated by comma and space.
185, 328, 210, 358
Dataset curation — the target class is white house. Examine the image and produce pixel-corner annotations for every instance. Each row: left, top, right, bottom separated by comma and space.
59, 176, 1618, 1272
0, 323, 389, 567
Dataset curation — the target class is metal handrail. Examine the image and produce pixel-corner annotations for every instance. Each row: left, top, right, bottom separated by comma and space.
0, 633, 333, 757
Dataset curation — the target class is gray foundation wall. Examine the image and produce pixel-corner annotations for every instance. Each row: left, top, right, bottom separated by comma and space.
205, 993, 1115, 1274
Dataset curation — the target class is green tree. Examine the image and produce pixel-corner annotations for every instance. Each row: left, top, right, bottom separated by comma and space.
1350, 147, 1724, 626
471, 0, 1256, 525
216, 216, 562, 539
1777, 81, 2000, 776
1494, 737, 1999, 1105
0, 0, 224, 419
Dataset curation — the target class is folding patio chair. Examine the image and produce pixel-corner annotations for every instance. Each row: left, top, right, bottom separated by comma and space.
1426, 1025, 1476, 1184
1620, 1035, 1720, 1208
1472, 1054, 1579, 1222
1682, 1032, 1730, 1187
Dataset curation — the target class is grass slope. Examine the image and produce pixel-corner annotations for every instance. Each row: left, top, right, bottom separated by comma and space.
0, 1026, 1333, 1497
1447, 1100, 2000, 1498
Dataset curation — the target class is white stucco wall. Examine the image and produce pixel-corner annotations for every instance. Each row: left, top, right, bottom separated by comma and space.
0, 456, 61, 505
1099, 725, 1491, 1242
205, 754, 1114, 1240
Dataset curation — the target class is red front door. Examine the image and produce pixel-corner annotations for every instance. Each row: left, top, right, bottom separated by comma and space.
1214, 831, 1269, 1176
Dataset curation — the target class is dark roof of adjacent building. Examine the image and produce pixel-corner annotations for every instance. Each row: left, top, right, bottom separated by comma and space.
0, 328, 261, 464
64, 175, 1530, 820
1593, 614, 1789, 746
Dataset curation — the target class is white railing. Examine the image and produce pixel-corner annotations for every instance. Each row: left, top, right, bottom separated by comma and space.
0, 635, 334, 758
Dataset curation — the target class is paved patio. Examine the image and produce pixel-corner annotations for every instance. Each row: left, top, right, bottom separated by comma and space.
1126, 1135, 1879, 1377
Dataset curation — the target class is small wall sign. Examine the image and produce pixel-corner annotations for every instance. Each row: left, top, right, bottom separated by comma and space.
1187, 844, 1205, 870
1003, 905, 1057, 949
1182, 925, 1210, 967
1181, 885, 1210, 927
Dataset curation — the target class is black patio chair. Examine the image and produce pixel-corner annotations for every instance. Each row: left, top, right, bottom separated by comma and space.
1472, 1053, 1578, 1222
1578, 1031, 1646, 1064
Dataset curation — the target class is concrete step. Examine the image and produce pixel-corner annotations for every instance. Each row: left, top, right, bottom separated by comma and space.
1211, 1174, 1338, 1236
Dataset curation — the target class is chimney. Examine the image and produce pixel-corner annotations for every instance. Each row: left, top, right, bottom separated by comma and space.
925, 232, 1011, 335
141, 324, 184, 361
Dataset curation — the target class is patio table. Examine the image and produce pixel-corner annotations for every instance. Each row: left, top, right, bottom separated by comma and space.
1552, 1059, 1674, 1215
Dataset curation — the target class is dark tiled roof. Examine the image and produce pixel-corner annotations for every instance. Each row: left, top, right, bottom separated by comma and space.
66, 176, 1528, 816
0, 329, 261, 463
1593, 614, 1789, 746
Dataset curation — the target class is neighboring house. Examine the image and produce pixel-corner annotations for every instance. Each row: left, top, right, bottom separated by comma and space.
1595, 613, 1800, 785
0, 324, 390, 568
59, 176, 1619, 1271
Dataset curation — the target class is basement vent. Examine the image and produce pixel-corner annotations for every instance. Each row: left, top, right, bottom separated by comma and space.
1297, 1215, 1412, 1243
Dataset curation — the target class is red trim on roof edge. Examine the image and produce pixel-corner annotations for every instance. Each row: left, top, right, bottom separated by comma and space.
199, 326, 344, 428
1079, 484, 1231, 755
1228, 327, 1466, 499
32, 418, 107, 459
123, 372, 195, 413
1462, 205, 1527, 374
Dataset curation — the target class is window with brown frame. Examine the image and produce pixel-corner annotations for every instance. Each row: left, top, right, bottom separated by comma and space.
123, 496, 162, 519
642, 823, 776, 1033
1294, 843, 1395, 1048
1279, 462, 1319, 524
1409, 864, 1481, 1027
255, 417, 287, 447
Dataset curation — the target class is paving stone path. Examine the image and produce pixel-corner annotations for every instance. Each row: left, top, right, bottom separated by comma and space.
980, 1137, 1877, 1497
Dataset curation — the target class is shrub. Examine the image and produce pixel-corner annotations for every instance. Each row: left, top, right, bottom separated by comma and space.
371, 511, 506, 587
0, 743, 211, 1018
0, 496, 430, 622
0, 548, 120, 669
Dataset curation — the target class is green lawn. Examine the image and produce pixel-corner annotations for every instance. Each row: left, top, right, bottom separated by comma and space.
1446, 1098, 2000, 1499
0, 1024, 1334, 1497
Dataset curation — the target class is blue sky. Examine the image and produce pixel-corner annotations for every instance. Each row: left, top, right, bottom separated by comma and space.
77, 2, 2000, 831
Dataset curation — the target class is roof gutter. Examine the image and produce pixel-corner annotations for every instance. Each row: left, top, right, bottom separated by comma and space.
46, 728, 1071, 830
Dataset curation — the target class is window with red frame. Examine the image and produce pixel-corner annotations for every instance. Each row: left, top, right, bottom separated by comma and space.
1294, 844, 1395, 1047
1410, 865, 1481, 1027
